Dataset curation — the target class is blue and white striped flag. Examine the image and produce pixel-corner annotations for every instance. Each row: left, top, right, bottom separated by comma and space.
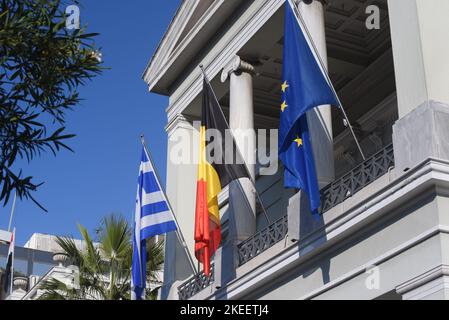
131, 146, 177, 300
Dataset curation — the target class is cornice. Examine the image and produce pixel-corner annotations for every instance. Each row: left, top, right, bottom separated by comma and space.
143, 0, 199, 86
144, 0, 239, 94
396, 265, 449, 295
165, 0, 285, 123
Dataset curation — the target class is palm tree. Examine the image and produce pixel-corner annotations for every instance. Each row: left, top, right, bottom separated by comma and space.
38, 214, 165, 300
145, 239, 165, 299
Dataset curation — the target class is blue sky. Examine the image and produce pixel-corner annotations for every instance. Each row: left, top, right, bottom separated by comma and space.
0, 0, 181, 245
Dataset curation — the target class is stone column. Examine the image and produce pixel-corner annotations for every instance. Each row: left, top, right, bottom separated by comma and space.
161, 114, 198, 300
298, 0, 335, 188
214, 57, 257, 288
389, 0, 449, 174
221, 56, 257, 241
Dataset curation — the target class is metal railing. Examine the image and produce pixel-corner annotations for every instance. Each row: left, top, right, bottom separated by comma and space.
320, 143, 394, 213
237, 215, 288, 266
178, 263, 214, 300
177, 144, 395, 299
237, 144, 394, 266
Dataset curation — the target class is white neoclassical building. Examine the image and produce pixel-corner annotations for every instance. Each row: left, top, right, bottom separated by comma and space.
143, 0, 449, 300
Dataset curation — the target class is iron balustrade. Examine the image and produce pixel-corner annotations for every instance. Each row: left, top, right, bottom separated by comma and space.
320, 143, 394, 213
237, 215, 288, 266
177, 263, 214, 300
177, 144, 395, 299
237, 143, 394, 266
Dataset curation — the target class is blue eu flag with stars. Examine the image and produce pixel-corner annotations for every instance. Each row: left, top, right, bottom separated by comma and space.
279, 1, 339, 214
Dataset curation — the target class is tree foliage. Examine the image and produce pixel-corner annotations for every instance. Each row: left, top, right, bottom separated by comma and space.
0, 0, 102, 209
38, 214, 165, 300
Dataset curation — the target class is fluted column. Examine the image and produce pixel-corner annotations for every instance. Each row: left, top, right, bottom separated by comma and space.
297, 0, 335, 188
221, 56, 257, 242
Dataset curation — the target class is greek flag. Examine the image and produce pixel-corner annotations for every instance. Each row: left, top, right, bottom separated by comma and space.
131, 146, 177, 300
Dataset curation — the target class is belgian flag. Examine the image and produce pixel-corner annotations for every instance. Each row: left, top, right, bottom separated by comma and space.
195, 78, 249, 275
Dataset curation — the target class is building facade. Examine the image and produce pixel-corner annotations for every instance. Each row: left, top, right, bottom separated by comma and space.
1, 233, 66, 300
144, 0, 449, 300
1, 233, 164, 300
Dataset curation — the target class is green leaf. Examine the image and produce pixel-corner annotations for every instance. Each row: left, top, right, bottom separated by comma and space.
0, 0, 104, 210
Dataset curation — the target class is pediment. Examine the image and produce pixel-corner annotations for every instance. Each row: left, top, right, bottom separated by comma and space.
143, 0, 215, 93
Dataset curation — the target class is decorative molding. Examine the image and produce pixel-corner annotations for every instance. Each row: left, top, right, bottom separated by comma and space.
396, 265, 449, 296
164, 113, 196, 136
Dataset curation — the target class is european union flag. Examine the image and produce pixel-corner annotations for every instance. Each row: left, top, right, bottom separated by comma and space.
279, 1, 339, 214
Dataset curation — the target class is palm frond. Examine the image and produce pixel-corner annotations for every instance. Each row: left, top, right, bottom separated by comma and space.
54, 236, 82, 265
146, 240, 165, 282
99, 214, 131, 263
38, 278, 77, 300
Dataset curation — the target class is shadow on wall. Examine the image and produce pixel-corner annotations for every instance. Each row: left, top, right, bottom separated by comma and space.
297, 192, 330, 285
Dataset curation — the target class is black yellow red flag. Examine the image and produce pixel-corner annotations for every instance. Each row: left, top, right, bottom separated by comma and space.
194, 78, 249, 275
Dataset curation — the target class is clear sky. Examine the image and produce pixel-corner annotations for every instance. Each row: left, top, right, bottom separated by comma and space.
0, 0, 181, 245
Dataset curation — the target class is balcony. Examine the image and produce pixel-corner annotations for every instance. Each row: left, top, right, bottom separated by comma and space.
178, 143, 395, 300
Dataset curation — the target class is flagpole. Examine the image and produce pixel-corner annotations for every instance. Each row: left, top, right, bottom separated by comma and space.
7, 191, 17, 232
291, 0, 366, 161
140, 135, 199, 276
7, 193, 16, 295
199, 65, 272, 225
8, 227, 15, 295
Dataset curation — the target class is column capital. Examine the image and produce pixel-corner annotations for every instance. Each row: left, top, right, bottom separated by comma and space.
165, 113, 195, 137
220, 56, 255, 83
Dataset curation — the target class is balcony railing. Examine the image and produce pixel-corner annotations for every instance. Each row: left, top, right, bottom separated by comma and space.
320, 143, 394, 213
177, 144, 395, 299
237, 215, 288, 266
237, 144, 394, 266
178, 263, 214, 300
